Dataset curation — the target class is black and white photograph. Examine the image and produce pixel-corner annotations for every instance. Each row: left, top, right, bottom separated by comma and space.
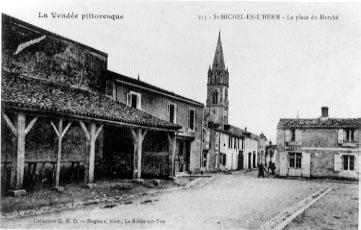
1, 1, 360, 229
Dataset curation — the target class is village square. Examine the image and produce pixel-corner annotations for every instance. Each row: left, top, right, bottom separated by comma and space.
1, 8, 360, 230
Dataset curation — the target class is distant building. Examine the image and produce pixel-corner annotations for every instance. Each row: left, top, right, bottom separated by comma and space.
258, 133, 267, 165
202, 33, 261, 171
276, 107, 361, 179
265, 141, 277, 167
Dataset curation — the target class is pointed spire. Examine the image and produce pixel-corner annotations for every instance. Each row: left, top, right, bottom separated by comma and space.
212, 31, 225, 69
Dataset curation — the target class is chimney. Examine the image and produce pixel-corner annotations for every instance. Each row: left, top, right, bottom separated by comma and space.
244, 127, 247, 132
321, 106, 329, 118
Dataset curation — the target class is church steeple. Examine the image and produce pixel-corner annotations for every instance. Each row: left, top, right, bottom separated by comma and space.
212, 31, 225, 70
205, 32, 229, 126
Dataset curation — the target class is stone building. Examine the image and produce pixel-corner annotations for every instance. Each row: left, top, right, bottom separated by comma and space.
105, 71, 204, 175
202, 33, 261, 171
1, 14, 202, 194
275, 107, 361, 179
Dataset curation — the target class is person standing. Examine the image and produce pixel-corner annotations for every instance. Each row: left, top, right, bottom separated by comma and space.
258, 162, 266, 178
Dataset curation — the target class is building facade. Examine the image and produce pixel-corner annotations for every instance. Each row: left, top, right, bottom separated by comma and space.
106, 71, 204, 174
276, 107, 361, 179
203, 33, 261, 171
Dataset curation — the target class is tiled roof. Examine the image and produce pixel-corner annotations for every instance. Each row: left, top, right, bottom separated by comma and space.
107, 70, 204, 107
209, 123, 260, 140
1, 72, 182, 130
278, 118, 361, 129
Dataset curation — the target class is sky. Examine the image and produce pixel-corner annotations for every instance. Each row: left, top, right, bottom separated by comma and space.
2, 1, 361, 142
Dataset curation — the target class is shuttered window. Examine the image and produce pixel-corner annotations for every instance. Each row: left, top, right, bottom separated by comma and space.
126, 91, 141, 110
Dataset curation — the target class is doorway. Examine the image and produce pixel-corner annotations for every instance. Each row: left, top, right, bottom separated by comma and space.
238, 151, 244, 169
176, 139, 191, 173
248, 152, 252, 169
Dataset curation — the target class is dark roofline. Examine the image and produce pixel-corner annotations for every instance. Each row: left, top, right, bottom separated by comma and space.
277, 118, 361, 129
208, 123, 260, 140
107, 70, 204, 107
2, 73, 181, 131
2, 13, 108, 58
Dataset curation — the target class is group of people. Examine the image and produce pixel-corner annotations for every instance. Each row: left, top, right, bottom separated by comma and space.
257, 161, 276, 178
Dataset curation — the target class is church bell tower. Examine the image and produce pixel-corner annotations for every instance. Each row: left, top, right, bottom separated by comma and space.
205, 32, 229, 126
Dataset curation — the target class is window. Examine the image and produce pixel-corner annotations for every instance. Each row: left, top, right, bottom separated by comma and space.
234, 137, 236, 149
188, 109, 195, 131
290, 129, 296, 142
345, 129, 355, 142
167, 103, 177, 124
127, 91, 141, 109
289, 152, 302, 168
212, 90, 218, 104
343, 155, 355, 170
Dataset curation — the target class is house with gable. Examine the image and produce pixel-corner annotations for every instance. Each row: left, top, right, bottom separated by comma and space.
276, 106, 361, 179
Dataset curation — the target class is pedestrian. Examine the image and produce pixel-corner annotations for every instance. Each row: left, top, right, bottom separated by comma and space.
257, 162, 266, 178
268, 160, 272, 173
271, 162, 276, 175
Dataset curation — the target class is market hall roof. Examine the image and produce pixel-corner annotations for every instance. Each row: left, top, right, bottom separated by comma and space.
1, 72, 182, 131
278, 118, 361, 129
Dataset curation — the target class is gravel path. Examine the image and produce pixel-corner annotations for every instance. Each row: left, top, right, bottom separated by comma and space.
2, 171, 357, 229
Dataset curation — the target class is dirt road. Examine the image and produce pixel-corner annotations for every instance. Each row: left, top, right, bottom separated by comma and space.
2, 171, 358, 229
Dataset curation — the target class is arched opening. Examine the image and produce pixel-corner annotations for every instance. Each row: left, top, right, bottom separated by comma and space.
212, 90, 218, 104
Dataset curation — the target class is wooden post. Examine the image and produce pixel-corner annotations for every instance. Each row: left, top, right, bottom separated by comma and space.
131, 128, 147, 179
50, 119, 72, 187
2, 113, 38, 190
80, 121, 103, 184
55, 119, 63, 187
167, 132, 176, 176
89, 123, 96, 183
16, 113, 26, 190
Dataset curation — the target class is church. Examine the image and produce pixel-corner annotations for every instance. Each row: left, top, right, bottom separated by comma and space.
202, 33, 266, 171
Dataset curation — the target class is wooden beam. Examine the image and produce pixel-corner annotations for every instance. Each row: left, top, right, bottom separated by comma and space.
61, 122, 72, 139
50, 121, 60, 137
137, 128, 144, 179
55, 119, 63, 187
88, 122, 97, 183
94, 125, 103, 140
24, 116, 38, 136
141, 130, 148, 143
130, 128, 138, 143
15, 113, 26, 189
168, 132, 176, 176
79, 121, 90, 141
131, 128, 145, 179
2, 113, 17, 136
80, 122, 101, 184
